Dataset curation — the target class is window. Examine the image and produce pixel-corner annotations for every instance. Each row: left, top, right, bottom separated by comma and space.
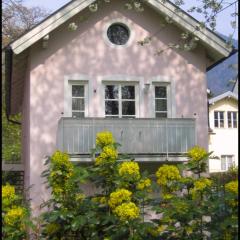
227, 111, 237, 128
71, 85, 85, 118
105, 85, 135, 118
221, 155, 234, 171
214, 111, 224, 128
155, 86, 167, 118
107, 23, 130, 45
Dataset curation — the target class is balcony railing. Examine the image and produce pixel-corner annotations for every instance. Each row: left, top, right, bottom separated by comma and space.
56, 118, 196, 156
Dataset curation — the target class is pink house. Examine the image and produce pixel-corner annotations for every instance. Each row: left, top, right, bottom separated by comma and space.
4, 0, 232, 214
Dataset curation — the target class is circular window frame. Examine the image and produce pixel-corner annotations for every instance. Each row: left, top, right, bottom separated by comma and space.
103, 19, 134, 48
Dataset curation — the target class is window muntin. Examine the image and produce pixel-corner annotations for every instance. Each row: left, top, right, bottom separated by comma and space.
72, 85, 85, 118
105, 85, 135, 118
107, 23, 130, 45
155, 86, 167, 118
227, 111, 238, 128
214, 111, 224, 128
221, 155, 234, 171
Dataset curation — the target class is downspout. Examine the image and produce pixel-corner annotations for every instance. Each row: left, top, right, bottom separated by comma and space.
4, 46, 21, 125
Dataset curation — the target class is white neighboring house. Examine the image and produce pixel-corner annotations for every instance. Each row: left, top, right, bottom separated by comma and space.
208, 91, 238, 172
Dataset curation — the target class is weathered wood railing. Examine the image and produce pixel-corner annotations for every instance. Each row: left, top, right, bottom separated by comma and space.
56, 118, 196, 156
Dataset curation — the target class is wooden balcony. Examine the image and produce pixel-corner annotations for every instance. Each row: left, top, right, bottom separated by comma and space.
56, 118, 196, 160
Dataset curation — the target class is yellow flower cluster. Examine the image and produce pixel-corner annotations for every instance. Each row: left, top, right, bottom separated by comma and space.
190, 178, 212, 199
95, 146, 118, 165
155, 165, 181, 186
108, 189, 132, 209
136, 178, 152, 191
51, 151, 73, 173
75, 193, 86, 201
187, 146, 207, 161
225, 180, 238, 195
4, 207, 25, 227
118, 162, 140, 181
2, 184, 16, 207
113, 202, 140, 221
96, 131, 115, 148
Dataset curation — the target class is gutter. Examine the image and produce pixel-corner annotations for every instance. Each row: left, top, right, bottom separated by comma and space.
207, 48, 238, 71
4, 46, 21, 125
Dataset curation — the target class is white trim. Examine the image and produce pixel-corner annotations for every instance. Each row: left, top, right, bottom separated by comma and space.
101, 75, 143, 82
102, 18, 135, 48
151, 76, 176, 118
9, 0, 232, 57
64, 75, 90, 117
209, 91, 238, 104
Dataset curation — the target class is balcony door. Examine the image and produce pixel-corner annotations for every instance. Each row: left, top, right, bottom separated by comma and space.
104, 84, 137, 118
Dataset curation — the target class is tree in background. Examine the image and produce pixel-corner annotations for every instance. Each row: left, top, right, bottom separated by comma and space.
2, 0, 49, 162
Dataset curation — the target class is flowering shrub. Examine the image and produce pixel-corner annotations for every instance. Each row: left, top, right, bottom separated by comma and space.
2, 184, 30, 240
4, 131, 236, 239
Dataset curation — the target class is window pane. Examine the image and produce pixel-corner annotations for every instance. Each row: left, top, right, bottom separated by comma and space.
220, 119, 224, 128
214, 120, 219, 128
122, 86, 135, 99
228, 112, 232, 128
219, 112, 224, 120
214, 111, 218, 120
155, 86, 167, 98
156, 112, 167, 118
72, 85, 84, 97
221, 156, 226, 170
72, 112, 84, 118
122, 101, 135, 115
105, 85, 118, 99
105, 101, 119, 115
156, 99, 167, 111
227, 156, 233, 169
233, 112, 237, 128
72, 98, 84, 111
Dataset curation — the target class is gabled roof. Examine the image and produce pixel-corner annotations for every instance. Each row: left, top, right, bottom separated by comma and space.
8, 0, 232, 58
209, 91, 238, 104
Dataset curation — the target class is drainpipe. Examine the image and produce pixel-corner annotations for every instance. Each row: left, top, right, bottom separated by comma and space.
4, 46, 21, 125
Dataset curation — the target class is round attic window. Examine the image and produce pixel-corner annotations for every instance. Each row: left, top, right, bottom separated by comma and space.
107, 23, 130, 45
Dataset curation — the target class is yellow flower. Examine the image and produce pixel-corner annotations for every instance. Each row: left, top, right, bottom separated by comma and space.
187, 146, 207, 161
2, 184, 16, 207
118, 162, 140, 181
225, 180, 238, 195
113, 202, 140, 221
108, 189, 132, 209
137, 178, 152, 191
162, 193, 174, 200
75, 193, 86, 201
155, 165, 181, 186
190, 178, 212, 199
95, 146, 118, 165
96, 131, 115, 148
4, 207, 26, 227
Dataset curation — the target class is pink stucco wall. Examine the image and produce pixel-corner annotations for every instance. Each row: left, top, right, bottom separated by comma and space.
23, 2, 208, 213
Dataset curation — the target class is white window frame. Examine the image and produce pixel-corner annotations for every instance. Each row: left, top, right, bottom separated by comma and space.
227, 111, 238, 128
221, 155, 234, 171
64, 75, 89, 117
214, 111, 225, 128
154, 85, 168, 118
151, 76, 176, 118
71, 84, 85, 118
103, 83, 139, 118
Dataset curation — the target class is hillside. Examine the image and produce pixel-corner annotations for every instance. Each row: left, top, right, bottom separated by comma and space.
207, 37, 238, 97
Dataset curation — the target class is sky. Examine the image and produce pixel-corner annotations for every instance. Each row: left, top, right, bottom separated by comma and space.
23, 0, 238, 40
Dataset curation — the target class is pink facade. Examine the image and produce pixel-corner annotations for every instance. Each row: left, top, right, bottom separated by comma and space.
22, 2, 208, 213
